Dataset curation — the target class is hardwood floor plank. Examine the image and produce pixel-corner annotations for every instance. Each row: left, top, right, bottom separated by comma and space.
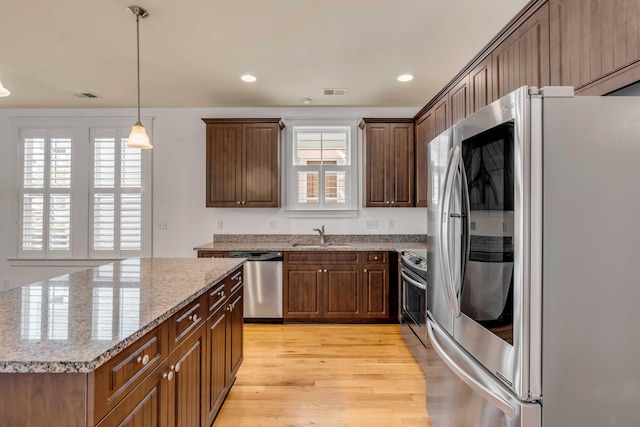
213, 324, 431, 427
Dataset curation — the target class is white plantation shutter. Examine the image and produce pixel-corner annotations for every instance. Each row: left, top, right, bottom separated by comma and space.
90, 129, 145, 257
19, 130, 73, 257
14, 117, 152, 261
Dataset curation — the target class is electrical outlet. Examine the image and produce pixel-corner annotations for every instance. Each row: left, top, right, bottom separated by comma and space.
269, 220, 276, 230
217, 220, 223, 229
366, 220, 378, 229
388, 219, 395, 230
158, 221, 167, 230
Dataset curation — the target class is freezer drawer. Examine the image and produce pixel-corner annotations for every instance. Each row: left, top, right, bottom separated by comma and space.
425, 318, 540, 427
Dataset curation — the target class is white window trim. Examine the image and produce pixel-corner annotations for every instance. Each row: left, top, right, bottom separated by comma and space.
11, 116, 153, 261
283, 119, 359, 217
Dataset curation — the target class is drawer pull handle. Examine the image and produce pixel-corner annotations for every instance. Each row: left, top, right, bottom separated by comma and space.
137, 354, 150, 365
175, 363, 181, 373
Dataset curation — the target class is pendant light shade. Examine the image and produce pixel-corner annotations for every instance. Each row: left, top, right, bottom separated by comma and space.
126, 5, 152, 149
0, 79, 10, 97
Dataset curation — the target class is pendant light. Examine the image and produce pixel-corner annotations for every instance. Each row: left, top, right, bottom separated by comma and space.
0, 78, 10, 97
126, 5, 152, 149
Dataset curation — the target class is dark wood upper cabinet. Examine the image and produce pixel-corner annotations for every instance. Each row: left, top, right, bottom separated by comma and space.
414, 110, 434, 208
550, 0, 640, 95
362, 119, 414, 208
469, 56, 494, 113
492, 2, 550, 99
433, 96, 449, 136
203, 118, 283, 208
449, 77, 471, 126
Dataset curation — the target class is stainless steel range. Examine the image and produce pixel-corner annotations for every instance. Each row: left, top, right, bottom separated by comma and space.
400, 250, 427, 372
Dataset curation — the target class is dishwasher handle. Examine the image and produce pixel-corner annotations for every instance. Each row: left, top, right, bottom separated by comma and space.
229, 251, 283, 261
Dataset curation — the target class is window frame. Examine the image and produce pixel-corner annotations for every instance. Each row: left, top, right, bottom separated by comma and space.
11, 117, 153, 261
285, 121, 359, 216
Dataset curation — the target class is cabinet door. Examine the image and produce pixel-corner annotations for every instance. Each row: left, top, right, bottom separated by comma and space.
449, 77, 471, 126
364, 123, 390, 207
433, 96, 449, 136
167, 326, 205, 427
206, 124, 242, 207
226, 288, 244, 386
362, 265, 390, 319
492, 3, 550, 99
389, 123, 414, 207
469, 56, 494, 113
204, 307, 228, 426
284, 265, 323, 319
242, 123, 280, 207
415, 111, 434, 208
323, 265, 362, 319
96, 361, 169, 427
550, 0, 640, 95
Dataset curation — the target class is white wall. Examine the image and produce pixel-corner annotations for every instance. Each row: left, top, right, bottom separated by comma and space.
0, 106, 428, 289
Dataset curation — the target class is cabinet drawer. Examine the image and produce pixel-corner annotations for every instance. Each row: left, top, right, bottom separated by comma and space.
207, 281, 227, 314
365, 252, 388, 264
227, 268, 243, 295
285, 251, 362, 265
91, 322, 168, 424
169, 294, 206, 351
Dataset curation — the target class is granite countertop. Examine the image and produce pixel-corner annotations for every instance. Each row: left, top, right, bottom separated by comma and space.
194, 234, 428, 253
0, 257, 245, 374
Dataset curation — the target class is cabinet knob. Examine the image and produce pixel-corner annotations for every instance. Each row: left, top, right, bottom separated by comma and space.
323, 269, 327, 273
163, 370, 174, 381
218, 290, 225, 297
236, 201, 241, 205
242, 201, 246, 205
188, 313, 199, 322
386, 201, 390, 204
374, 256, 378, 260
318, 269, 322, 273
136, 354, 150, 365
364, 269, 367, 272
391, 201, 395, 204
174, 363, 181, 373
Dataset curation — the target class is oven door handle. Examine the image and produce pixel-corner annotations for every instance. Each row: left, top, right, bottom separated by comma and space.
439, 145, 461, 317
400, 270, 426, 291
427, 318, 515, 416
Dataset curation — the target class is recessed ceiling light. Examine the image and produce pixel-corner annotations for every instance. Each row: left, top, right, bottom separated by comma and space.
397, 74, 414, 82
301, 97, 313, 104
241, 75, 257, 83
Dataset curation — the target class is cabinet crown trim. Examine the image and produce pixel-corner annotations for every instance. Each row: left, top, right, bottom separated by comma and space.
202, 118, 285, 129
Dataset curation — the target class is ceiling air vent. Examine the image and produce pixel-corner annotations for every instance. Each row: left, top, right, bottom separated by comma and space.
323, 88, 348, 96
72, 92, 100, 98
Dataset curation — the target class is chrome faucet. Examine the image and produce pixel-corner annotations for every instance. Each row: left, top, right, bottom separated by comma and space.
313, 225, 326, 244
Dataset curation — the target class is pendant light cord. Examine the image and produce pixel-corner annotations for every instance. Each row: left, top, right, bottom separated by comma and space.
136, 14, 141, 123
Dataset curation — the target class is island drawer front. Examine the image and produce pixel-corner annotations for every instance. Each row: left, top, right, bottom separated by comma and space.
91, 322, 168, 424
285, 252, 363, 265
227, 267, 244, 295
207, 281, 227, 314
169, 294, 206, 351
365, 252, 388, 264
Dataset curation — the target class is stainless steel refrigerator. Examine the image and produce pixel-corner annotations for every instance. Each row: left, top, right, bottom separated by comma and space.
426, 86, 640, 427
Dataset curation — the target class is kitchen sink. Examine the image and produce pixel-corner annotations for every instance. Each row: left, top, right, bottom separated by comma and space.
291, 243, 352, 248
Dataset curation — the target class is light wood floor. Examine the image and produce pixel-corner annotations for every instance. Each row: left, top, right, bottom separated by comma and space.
213, 324, 431, 427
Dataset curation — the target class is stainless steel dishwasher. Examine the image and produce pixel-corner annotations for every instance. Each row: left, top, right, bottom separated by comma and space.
229, 251, 283, 322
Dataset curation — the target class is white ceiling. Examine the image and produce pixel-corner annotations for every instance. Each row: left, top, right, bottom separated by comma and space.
0, 0, 529, 109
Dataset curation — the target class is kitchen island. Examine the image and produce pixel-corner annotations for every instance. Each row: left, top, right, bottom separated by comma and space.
0, 257, 245, 427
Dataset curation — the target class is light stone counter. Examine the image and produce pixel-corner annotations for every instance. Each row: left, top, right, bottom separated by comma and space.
194, 233, 428, 253
0, 257, 244, 374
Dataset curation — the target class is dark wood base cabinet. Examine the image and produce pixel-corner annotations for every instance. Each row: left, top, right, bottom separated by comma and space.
284, 251, 394, 322
0, 268, 244, 427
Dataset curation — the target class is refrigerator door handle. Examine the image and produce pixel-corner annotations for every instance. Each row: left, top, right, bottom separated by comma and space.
400, 270, 426, 290
439, 145, 461, 317
427, 319, 515, 416
460, 160, 471, 289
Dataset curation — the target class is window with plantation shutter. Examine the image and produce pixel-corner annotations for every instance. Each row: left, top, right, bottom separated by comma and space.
19, 130, 73, 257
289, 126, 356, 211
14, 118, 152, 261
90, 129, 144, 257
